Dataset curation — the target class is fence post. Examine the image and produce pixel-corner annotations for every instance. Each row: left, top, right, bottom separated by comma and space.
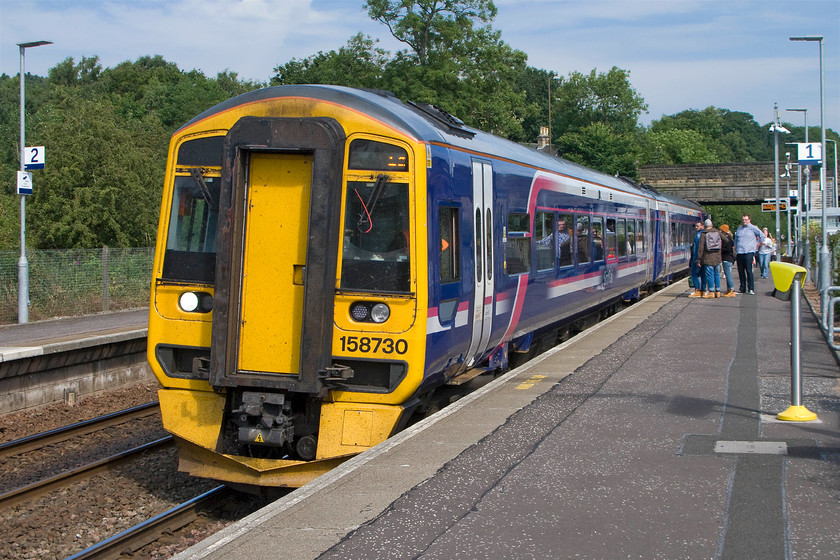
102, 245, 110, 312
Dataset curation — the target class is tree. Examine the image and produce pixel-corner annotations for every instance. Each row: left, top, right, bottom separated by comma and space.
272, 33, 388, 88
637, 129, 719, 165
26, 86, 164, 248
552, 67, 648, 139
557, 122, 639, 178
648, 107, 771, 162
365, 0, 497, 66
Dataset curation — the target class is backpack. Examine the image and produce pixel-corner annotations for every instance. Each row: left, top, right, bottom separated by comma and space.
705, 230, 721, 251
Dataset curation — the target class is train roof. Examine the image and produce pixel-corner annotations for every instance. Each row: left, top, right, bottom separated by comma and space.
180, 85, 702, 212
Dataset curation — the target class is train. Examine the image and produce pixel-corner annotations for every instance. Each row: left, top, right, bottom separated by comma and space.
147, 85, 704, 487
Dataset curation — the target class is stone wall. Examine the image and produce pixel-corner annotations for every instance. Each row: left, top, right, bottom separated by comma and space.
639, 162, 777, 204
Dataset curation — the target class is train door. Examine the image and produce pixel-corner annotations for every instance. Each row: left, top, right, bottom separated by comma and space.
651, 206, 666, 280
210, 116, 345, 394
662, 210, 672, 277
237, 153, 309, 374
464, 160, 494, 367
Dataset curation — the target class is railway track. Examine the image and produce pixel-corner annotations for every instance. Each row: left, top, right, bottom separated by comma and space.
0, 401, 160, 460
0, 436, 174, 510
65, 486, 229, 560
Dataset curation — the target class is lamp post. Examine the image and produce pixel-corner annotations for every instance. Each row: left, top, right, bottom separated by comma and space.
17, 40, 52, 325
770, 104, 790, 262
790, 35, 829, 315
787, 108, 809, 267
827, 138, 838, 207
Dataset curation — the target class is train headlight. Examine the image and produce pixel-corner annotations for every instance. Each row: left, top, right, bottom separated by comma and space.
371, 303, 390, 323
179, 292, 200, 312
179, 291, 213, 313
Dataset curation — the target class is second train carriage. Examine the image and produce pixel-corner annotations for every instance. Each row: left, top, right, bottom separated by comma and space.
147, 85, 703, 487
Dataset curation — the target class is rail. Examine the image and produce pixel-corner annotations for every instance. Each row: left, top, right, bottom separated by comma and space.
0, 437, 173, 510
64, 486, 228, 560
0, 402, 160, 460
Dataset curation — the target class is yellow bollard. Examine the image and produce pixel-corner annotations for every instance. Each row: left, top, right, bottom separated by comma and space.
770, 261, 818, 422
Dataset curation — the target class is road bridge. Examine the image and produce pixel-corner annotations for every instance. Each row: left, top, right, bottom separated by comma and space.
639, 162, 779, 204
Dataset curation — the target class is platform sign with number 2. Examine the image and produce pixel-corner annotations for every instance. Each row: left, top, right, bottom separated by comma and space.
24, 146, 45, 170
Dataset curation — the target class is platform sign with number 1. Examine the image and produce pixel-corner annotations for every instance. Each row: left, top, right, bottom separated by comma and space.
797, 142, 821, 166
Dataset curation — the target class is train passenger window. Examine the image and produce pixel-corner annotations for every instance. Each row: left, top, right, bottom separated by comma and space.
348, 139, 408, 172
439, 206, 460, 283
605, 218, 617, 260
341, 179, 411, 293
671, 221, 677, 248
627, 220, 636, 255
592, 218, 604, 261
535, 212, 555, 271
505, 213, 530, 275
558, 213, 573, 267
637, 221, 646, 253
576, 215, 590, 265
617, 219, 627, 258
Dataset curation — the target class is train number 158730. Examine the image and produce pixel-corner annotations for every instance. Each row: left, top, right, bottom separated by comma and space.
339, 336, 408, 355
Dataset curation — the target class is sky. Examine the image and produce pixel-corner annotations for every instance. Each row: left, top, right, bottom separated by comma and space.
1, 0, 838, 130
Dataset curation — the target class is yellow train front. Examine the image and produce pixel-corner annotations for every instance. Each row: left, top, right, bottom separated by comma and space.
148, 86, 431, 487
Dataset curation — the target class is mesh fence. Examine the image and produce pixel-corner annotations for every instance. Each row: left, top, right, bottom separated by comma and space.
0, 248, 153, 324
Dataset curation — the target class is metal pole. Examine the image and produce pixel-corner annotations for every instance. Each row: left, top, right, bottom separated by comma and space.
816, 38, 829, 314
18, 45, 29, 325
786, 152, 792, 256
790, 277, 802, 407
16, 40, 51, 325
773, 103, 782, 261
788, 108, 809, 267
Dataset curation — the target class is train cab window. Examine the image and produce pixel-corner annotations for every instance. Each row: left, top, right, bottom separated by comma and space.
163, 172, 221, 282
341, 177, 411, 293
617, 219, 627, 258
627, 220, 636, 255
576, 215, 590, 265
439, 206, 460, 283
592, 218, 604, 261
161, 136, 225, 283
535, 212, 554, 271
505, 213, 530, 275
605, 218, 617, 260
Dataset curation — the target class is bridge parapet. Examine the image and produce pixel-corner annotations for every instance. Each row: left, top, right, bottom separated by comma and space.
639, 162, 775, 204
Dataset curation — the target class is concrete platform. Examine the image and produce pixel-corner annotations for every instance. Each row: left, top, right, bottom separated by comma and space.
0, 309, 150, 412
174, 279, 840, 560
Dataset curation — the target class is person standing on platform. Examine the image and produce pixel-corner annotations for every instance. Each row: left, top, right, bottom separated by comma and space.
757, 228, 776, 279
688, 221, 705, 297
734, 214, 764, 295
718, 224, 737, 297
698, 219, 722, 298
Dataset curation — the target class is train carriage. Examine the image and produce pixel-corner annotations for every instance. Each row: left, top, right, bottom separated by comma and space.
148, 85, 703, 487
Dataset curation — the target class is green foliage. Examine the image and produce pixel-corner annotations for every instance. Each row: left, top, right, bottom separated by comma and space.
646, 107, 772, 163
0, 56, 263, 250
273, 33, 389, 88
364, 0, 497, 65
557, 122, 639, 178
552, 67, 648, 138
